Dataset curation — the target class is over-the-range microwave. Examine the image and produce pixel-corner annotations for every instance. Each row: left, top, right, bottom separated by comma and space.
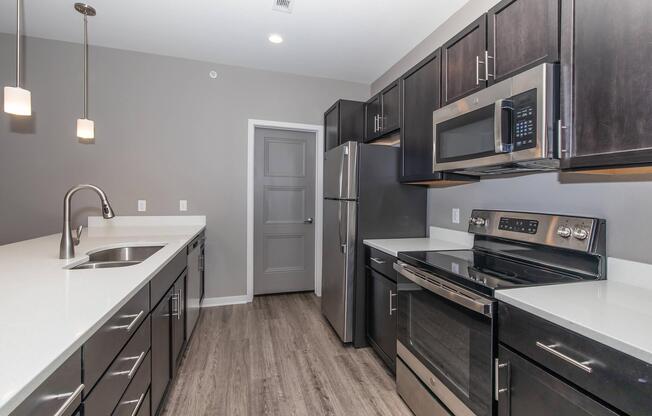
433, 63, 560, 176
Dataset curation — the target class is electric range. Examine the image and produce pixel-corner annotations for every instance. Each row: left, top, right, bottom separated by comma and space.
394, 210, 606, 416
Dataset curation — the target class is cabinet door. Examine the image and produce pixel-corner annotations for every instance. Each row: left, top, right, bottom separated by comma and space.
380, 81, 400, 134
324, 102, 340, 152
442, 15, 487, 106
488, 0, 559, 84
366, 268, 397, 372
151, 288, 172, 414
562, 0, 652, 170
364, 95, 381, 141
172, 273, 187, 369
497, 346, 619, 416
400, 50, 441, 181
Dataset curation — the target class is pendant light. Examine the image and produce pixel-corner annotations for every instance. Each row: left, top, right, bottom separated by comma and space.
3, 0, 32, 116
75, 3, 96, 142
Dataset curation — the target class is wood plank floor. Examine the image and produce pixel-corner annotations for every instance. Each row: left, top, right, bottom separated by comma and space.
161, 293, 413, 416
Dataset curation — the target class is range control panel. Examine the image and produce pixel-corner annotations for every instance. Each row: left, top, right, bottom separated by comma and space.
468, 209, 605, 253
498, 217, 539, 234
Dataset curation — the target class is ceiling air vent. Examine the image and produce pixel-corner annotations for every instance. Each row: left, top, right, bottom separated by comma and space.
272, 0, 293, 13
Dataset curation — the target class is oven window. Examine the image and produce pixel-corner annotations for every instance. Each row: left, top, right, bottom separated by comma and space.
397, 277, 493, 416
436, 104, 496, 163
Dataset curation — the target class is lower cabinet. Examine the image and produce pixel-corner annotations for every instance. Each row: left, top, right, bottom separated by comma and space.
366, 267, 397, 373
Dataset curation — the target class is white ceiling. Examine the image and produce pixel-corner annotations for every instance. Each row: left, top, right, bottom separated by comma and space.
0, 0, 469, 84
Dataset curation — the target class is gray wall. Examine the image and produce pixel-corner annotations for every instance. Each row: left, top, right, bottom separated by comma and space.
428, 172, 652, 264
371, 0, 501, 95
0, 34, 369, 298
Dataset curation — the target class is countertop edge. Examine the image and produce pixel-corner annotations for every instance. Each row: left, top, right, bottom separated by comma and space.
0, 225, 205, 416
495, 289, 652, 366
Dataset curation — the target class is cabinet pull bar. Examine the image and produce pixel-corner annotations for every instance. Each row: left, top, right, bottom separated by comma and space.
129, 392, 146, 416
53, 384, 84, 416
536, 342, 593, 373
389, 290, 397, 316
370, 257, 386, 265
127, 351, 147, 379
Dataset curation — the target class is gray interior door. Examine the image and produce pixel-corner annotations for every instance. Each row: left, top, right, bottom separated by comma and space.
254, 127, 316, 295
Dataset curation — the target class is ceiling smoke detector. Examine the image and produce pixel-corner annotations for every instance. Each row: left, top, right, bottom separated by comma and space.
272, 0, 293, 13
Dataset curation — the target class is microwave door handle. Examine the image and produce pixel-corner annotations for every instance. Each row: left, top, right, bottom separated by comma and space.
494, 99, 514, 154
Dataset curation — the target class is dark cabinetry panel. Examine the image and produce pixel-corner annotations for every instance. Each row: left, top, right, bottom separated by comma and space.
324, 100, 364, 152
151, 288, 173, 414
364, 95, 382, 141
562, 0, 652, 171
366, 268, 397, 373
380, 81, 400, 134
442, 15, 488, 106
172, 274, 187, 368
488, 0, 559, 84
497, 345, 619, 416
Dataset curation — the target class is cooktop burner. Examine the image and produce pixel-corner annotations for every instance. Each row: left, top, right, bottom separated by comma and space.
396, 210, 607, 297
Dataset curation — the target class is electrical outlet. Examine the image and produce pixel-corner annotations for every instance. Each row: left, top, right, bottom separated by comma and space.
452, 208, 460, 224
138, 200, 147, 212
179, 200, 188, 212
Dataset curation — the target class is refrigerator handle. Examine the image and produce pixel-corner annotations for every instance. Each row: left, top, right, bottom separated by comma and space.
338, 147, 347, 199
337, 201, 343, 252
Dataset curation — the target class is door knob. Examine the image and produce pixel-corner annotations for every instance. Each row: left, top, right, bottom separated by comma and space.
304, 217, 314, 224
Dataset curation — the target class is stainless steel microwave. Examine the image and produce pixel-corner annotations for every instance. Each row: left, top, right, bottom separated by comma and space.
433, 63, 559, 175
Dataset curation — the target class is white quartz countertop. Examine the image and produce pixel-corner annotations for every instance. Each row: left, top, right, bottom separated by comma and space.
364, 227, 474, 257
496, 258, 652, 365
0, 217, 205, 416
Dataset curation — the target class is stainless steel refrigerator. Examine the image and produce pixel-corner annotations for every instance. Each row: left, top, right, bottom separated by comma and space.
322, 142, 426, 344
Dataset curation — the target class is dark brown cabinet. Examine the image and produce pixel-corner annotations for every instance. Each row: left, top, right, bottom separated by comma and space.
488, 0, 560, 85
324, 99, 364, 152
172, 273, 187, 368
365, 80, 401, 141
442, 15, 488, 106
151, 287, 173, 415
561, 0, 652, 172
366, 268, 397, 373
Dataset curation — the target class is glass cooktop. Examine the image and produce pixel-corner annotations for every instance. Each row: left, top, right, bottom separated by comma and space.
398, 249, 593, 297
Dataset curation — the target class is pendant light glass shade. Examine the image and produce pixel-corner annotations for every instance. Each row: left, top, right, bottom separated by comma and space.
76, 118, 94, 140
4, 86, 31, 116
4, 0, 32, 116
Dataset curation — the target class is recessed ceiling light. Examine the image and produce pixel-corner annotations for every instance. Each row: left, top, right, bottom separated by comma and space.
268, 34, 283, 44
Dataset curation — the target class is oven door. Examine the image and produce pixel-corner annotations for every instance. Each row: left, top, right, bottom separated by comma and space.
394, 261, 495, 416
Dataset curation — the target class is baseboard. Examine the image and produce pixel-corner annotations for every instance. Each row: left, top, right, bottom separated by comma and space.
201, 295, 250, 307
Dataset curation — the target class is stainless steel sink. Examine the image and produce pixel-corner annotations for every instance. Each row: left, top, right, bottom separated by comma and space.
70, 245, 164, 270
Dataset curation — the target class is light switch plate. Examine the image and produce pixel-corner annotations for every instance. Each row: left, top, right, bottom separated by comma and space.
452, 208, 460, 224
179, 200, 188, 212
138, 200, 147, 212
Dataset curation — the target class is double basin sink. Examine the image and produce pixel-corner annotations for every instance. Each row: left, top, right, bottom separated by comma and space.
70, 245, 164, 270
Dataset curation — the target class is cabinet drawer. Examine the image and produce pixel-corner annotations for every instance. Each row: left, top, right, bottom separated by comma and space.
499, 302, 652, 415
84, 316, 151, 416
365, 247, 397, 281
10, 349, 82, 416
151, 250, 186, 306
84, 284, 149, 391
112, 352, 151, 416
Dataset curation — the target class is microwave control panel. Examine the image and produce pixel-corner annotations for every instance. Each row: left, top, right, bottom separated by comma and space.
511, 89, 537, 151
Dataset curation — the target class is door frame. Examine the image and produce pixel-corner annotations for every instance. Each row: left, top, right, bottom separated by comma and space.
247, 119, 324, 302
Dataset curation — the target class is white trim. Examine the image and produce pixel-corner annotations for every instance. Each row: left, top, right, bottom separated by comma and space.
247, 119, 324, 303
88, 215, 206, 227
201, 295, 249, 308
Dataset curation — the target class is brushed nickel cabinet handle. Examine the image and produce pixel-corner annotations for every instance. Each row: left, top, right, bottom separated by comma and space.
126, 351, 146, 379
370, 257, 385, 265
129, 392, 146, 416
389, 290, 397, 316
53, 384, 84, 416
494, 359, 509, 400
536, 342, 593, 373
125, 310, 145, 332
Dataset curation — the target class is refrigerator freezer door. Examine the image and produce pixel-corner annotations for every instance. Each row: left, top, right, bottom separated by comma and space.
321, 199, 357, 342
324, 142, 358, 200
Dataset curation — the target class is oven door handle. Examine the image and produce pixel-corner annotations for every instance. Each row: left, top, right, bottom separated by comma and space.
394, 262, 493, 317
494, 98, 514, 154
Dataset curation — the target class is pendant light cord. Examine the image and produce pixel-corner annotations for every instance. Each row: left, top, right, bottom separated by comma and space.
16, 0, 21, 88
83, 14, 88, 119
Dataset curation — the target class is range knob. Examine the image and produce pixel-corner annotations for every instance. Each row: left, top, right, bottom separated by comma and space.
572, 228, 589, 240
469, 217, 487, 227
556, 226, 572, 238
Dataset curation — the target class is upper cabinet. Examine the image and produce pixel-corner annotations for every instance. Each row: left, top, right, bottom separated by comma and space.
364, 80, 401, 141
561, 0, 652, 172
442, 15, 488, 106
488, 0, 560, 84
324, 99, 364, 152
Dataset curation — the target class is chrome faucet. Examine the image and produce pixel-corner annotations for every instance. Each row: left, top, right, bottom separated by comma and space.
60, 184, 115, 259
